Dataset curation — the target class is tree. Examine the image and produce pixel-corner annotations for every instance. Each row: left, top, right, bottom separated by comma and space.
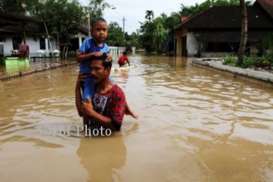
0, 0, 42, 15
139, 20, 155, 52
35, 0, 84, 47
126, 32, 141, 48
237, 0, 248, 66
107, 22, 125, 46
145, 10, 154, 22
153, 17, 167, 52
164, 12, 181, 30
180, 0, 240, 16
139, 11, 180, 53
87, 0, 114, 21
0, 0, 24, 13
0, 0, 85, 48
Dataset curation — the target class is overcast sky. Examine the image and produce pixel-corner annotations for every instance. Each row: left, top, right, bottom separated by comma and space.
78, 0, 207, 33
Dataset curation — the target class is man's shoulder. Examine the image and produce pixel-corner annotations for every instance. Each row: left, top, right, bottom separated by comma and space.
111, 85, 125, 98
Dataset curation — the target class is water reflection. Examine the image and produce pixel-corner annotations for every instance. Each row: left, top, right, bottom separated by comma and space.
77, 135, 127, 182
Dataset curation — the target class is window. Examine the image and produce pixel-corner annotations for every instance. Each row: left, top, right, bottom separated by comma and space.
0, 44, 3, 56
12, 37, 22, 50
40, 38, 46, 49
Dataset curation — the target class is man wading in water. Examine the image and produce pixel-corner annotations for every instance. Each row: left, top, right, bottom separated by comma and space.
75, 54, 137, 135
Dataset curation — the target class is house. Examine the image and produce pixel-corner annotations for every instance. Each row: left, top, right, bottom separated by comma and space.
175, 0, 273, 57
0, 12, 58, 57
0, 12, 88, 57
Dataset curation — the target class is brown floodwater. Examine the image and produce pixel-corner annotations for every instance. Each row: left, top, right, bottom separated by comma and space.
0, 55, 273, 182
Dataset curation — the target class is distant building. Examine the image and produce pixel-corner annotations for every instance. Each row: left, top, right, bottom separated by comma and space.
0, 12, 57, 57
0, 12, 88, 57
175, 0, 273, 57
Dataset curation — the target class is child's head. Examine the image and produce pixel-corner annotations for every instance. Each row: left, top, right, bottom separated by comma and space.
91, 18, 108, 44
123, 51, 127, 55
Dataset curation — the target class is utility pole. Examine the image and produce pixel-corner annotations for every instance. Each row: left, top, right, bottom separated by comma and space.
88, 13, 91, 37
122, 17, 126, 34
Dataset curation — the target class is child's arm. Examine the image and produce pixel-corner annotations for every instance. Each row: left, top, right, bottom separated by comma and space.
76, 51, 103, 62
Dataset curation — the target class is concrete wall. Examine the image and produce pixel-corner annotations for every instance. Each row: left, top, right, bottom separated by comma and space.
109, 46, 126, 58
2, 38, 13, 56
175, 32, 199, 57
186, 33, 199, 56
25, 38, 40, 56
1, 37, 58, 57
48, 38, 57, 51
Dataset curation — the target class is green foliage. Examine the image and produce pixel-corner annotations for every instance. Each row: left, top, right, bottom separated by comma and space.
125, 32, 141, 48
107, 22, 140, 48
224, 55, 273, 69
241, 56, 256, 68
223, 55, 237, 66
164, 12, 181, 30
180, 0, 242, 16
0, 0, 48, 15
0, 0, 88, 46
107, 22, 125, 46
36, 0, 85, 44
265, 51, 273, 64
145, 10, 154, 22
260, 33, 273, 56
87, 0, 113, 20
0, 0, 26, 13
139, 10, 180, 53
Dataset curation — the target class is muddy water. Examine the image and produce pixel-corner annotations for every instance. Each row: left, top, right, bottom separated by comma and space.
0, 55, 273, 182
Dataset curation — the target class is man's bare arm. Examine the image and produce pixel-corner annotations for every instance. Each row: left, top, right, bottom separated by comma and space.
75, 79, 83, 116
82, 102, 113, 128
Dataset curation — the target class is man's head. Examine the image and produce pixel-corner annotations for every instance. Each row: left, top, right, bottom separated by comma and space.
90, 54, 112, 83
91, 18, 108, 44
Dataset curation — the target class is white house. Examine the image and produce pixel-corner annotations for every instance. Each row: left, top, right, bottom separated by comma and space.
0, 12, 58, 57
0, 37, 59, 57
0, 12, 88, 58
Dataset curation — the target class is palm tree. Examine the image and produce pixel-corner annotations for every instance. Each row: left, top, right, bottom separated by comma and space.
145, 10, 154, 22
237, 0, 248, 66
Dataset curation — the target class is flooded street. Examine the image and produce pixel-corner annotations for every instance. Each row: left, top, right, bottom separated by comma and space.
0, 55, 273, 182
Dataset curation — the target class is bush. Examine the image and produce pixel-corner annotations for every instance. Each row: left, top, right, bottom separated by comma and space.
223, 55, 237, 66
224, 55, 272, 70
255, 57, 272, 69
241, 56, 256, 68
265, 52, 273, 65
